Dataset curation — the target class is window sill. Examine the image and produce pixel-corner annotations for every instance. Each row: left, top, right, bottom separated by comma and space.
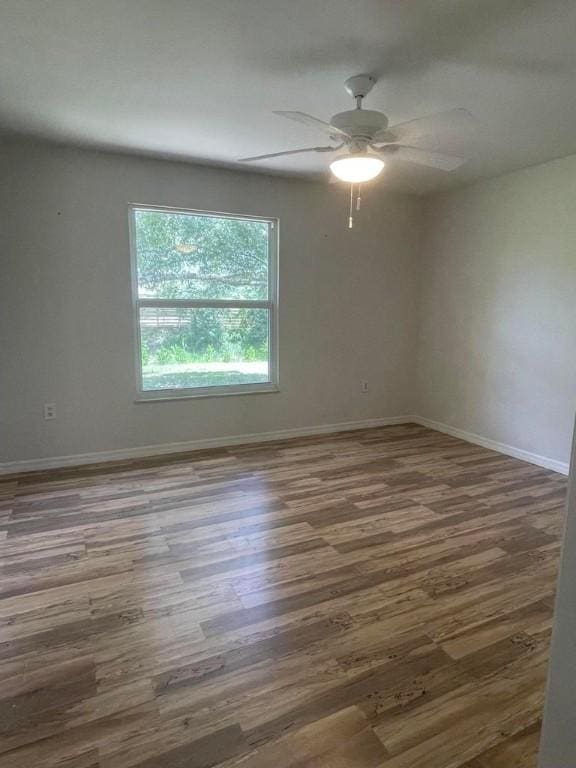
134, 384, 280, 403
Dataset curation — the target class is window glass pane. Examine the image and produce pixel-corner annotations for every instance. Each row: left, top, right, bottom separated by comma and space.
140, 307, 270, 391
134, 209, 269, 300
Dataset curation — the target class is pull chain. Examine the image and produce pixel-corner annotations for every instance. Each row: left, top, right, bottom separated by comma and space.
348, 183, 354, 229
348, 183, 363, 228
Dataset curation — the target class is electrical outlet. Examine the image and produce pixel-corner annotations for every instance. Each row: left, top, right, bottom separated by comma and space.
360, 380, 369, 393
44, 403, 56, 420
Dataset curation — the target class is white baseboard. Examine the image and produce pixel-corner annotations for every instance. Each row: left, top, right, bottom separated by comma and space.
0, 415, 413, 476
413, 415, 570, 476
1, 414, 568, 477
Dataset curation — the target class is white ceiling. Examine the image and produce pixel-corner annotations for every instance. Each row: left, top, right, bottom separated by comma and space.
1, 0, 576, 194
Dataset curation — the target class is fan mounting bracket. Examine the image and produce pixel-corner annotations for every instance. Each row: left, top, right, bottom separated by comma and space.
344, 74, 376, 100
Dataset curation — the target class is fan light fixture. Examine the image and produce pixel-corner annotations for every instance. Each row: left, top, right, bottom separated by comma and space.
239, 74, 472, 227
330, 155, 385, 183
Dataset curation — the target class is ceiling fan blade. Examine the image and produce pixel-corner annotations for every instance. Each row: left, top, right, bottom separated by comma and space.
377, 145, 467, 171
377, 108, 476, 147
273, 111, 351, 138
238, 145, 336, 162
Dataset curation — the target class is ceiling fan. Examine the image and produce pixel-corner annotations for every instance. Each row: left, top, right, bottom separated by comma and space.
239, 74, 474, 184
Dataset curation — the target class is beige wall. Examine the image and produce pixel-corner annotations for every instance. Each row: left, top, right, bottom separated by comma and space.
417, 157, 576, 467
3, 140, 576, 469
0, 141, 422, 464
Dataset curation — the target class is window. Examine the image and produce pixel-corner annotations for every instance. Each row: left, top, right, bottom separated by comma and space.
129, 205, 278, 399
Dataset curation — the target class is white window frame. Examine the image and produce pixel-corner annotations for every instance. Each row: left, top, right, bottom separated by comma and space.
129, 204, 279, 401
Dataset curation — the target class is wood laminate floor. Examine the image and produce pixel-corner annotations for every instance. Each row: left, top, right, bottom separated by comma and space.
0, 424, 568, 768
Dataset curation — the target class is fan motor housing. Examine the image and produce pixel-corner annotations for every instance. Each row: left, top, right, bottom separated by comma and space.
330, 109, 389, 139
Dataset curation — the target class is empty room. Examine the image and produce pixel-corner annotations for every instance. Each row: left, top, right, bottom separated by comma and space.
2, 1, 576, 767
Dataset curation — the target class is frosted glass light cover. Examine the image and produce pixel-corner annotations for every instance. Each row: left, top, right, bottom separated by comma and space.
330, 156, 385, 182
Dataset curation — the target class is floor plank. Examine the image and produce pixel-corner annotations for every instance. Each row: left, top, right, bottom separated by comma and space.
0, 424, 566, 767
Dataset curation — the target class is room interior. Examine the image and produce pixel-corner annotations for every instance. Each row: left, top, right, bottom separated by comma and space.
1, 2, 576, 767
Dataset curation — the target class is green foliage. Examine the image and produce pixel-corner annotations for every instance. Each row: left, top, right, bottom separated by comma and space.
135, 210, 271, 369
150, 341, 267, 366
134, 210, 269, 301
156, 344, 190, 365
